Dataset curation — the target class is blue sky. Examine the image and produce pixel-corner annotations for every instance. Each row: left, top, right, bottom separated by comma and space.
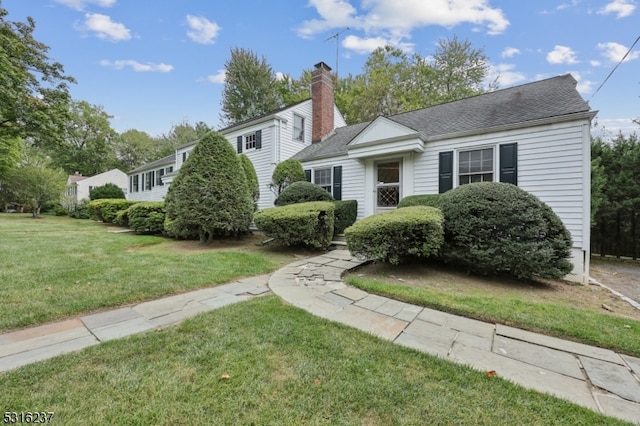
4, 0, 639, 139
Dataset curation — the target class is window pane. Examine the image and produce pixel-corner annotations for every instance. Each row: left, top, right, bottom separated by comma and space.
377, 162, 400, 184
377, 185, 400, 207
314, 168, 331, 187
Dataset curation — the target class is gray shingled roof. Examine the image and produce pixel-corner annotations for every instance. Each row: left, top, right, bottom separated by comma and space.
294, 74, 591, 162
129, 154, 175, 174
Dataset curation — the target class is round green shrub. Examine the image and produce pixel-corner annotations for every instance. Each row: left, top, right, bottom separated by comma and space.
89, 183, 125, 200
397, 194, 444, 209
238, 153, 259, 204
275, 181, 334, 206
254, 201, 335, 249
345, 206, 444, 265
439, 182, 573, 280
333, 200, 358, 235
269, 159, 306, 196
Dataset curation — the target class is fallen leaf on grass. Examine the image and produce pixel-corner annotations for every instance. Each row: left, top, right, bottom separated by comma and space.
314, 378, 322, 385
44, 287, 52, 291
221, 373, 230, 380
486, 370, 497, 377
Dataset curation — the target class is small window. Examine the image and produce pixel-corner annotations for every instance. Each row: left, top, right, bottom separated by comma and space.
167, 166, 174, 173
145, 171, 154, 190
314, 168, 332, 194
157, 168, 165, 186
245, 133, 256, 150
132, 175, 139, 192
182, 152, 187, 163
293, 114, 305, 141
459, 148, 494, 185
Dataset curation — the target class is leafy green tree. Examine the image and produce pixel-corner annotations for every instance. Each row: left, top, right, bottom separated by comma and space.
0, 136, 22, 181
238, 153, 259, 204
0, 3, 75, 145
269, 159, 307, 197
46, 100, 118, 175
220, 47, 282, 126
113, 129, 157, 171
153, 120, 209, 158
5, 148, 66, 218
164, 131, 253, 242
275, 70, 313, 106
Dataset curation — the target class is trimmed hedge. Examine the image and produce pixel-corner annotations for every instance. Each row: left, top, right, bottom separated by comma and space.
333, 200, 357, 235
254, 201, 335, 249
345, 206, 444, 265
126, 202, 165, 234
274, 181, 334, 206
89, 183, 125, 200
397, 194, 444, 209
440, 182, 573, 280
87, 199, 138, 223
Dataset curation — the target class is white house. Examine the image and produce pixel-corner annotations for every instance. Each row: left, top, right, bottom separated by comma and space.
126, 63, 595, 283
127, 62, 346, 211
62, 168, 128, 209
292, 73, 596, 284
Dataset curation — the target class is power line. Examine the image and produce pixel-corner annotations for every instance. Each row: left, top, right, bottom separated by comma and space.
589, 34, 640, 102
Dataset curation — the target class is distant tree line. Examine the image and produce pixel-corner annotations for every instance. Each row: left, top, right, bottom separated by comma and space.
591, 128, 640, 259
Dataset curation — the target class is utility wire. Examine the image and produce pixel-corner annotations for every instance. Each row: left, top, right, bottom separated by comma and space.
589, 35, 640, 101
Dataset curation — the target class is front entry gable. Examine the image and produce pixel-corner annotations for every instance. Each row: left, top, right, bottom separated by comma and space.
347, 116, 425, 159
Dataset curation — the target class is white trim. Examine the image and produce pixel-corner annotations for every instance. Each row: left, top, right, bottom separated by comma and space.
454, 145, 497, 187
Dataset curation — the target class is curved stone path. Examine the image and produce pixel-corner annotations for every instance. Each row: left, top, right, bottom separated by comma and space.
269, 250, 640, 425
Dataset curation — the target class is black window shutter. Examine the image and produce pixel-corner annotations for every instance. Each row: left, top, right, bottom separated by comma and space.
438, 151, 453, 193
499, 143, 518, 185
332, 166, 342, 200
255, 130, 262, 150
236, 136, 243, 153
304, 169, 311, 182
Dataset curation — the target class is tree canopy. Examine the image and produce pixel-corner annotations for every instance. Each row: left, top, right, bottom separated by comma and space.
0, 3, 75, 145
220, 47, 282, 126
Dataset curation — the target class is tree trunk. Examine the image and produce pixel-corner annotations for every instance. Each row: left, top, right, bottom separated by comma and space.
616, 210, 621, 258
632, 211, 637, 260
600, 219, 606, 257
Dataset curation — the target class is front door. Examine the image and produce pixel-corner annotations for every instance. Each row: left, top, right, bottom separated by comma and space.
375, 160, 401, 213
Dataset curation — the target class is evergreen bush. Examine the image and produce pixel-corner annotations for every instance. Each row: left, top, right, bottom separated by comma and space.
333, 200, 358, 235
87, 199, 137, 223
397, 194, 444, 209
269, 159, 307, 196
275, 181, 334, 206
126, 202, 165, 234
164, 131, 254, 241
89, 183, 125, 200
254, 201, 335, 249
345, 206, 444, 265
440, 182, 573, 280
238, 154, 260, 205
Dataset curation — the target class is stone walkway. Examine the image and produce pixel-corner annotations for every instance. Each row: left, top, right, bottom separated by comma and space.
1, 250, 640, 424
269, 250, 640, 425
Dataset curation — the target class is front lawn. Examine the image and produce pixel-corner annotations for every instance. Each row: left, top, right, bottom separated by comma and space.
0, 214, 292, 331
0, 297, 623, 425
345, 262, 640, 357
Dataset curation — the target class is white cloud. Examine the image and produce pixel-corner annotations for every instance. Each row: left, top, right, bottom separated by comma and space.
80, 13, 131, 41
597, 41, 640, 63
568, 71, 595, 94
546, 45, 579, 64
598, 0, 636, 18
297, 0, 509, 54
501, 47, 520, 58
186, 15, 221, 45
205, 69, 226, 84
342, 34, 413, 54
55, 0, 116, 11
487, 63, 526, 87
100, 59, 173, 72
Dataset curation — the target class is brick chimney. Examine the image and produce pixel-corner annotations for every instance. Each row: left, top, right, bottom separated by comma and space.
311, 62, 334, 143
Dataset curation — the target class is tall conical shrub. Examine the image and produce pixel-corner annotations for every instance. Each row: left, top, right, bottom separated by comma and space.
164, 132, 253, 241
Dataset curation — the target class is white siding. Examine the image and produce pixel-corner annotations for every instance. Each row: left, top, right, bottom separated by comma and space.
75, 169, 128, 201
301, 156, 366, 219
279, 101, 312, 161
126, 171, 170, 202
412, 119, 589, 252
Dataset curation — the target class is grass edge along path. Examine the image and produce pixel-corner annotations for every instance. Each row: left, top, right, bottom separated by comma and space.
345, 276, 640, 358
0, 296, 626, 425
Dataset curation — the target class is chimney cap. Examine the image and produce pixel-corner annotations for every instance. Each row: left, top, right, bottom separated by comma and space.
314, 62, 332, 71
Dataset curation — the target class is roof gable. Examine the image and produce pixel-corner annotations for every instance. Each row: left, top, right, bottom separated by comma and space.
348, 116, 419, 147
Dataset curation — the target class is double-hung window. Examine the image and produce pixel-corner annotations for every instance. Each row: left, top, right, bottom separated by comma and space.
245, 133, 256, 150
458, 148, 494, 185
314, 168, 332, 194
156, 168, 165, 186
293, 114, 305, 142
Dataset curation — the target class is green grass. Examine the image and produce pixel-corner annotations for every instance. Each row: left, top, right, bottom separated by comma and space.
0, 297, 625, 425
345, 276, 640, 357
0, 214, 285, 331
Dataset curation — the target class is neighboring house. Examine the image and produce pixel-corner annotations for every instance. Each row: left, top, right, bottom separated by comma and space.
62, 168, 128, 209
293, 74, 596, 284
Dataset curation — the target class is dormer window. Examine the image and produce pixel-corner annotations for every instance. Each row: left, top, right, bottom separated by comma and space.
294, 114, 305, 141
